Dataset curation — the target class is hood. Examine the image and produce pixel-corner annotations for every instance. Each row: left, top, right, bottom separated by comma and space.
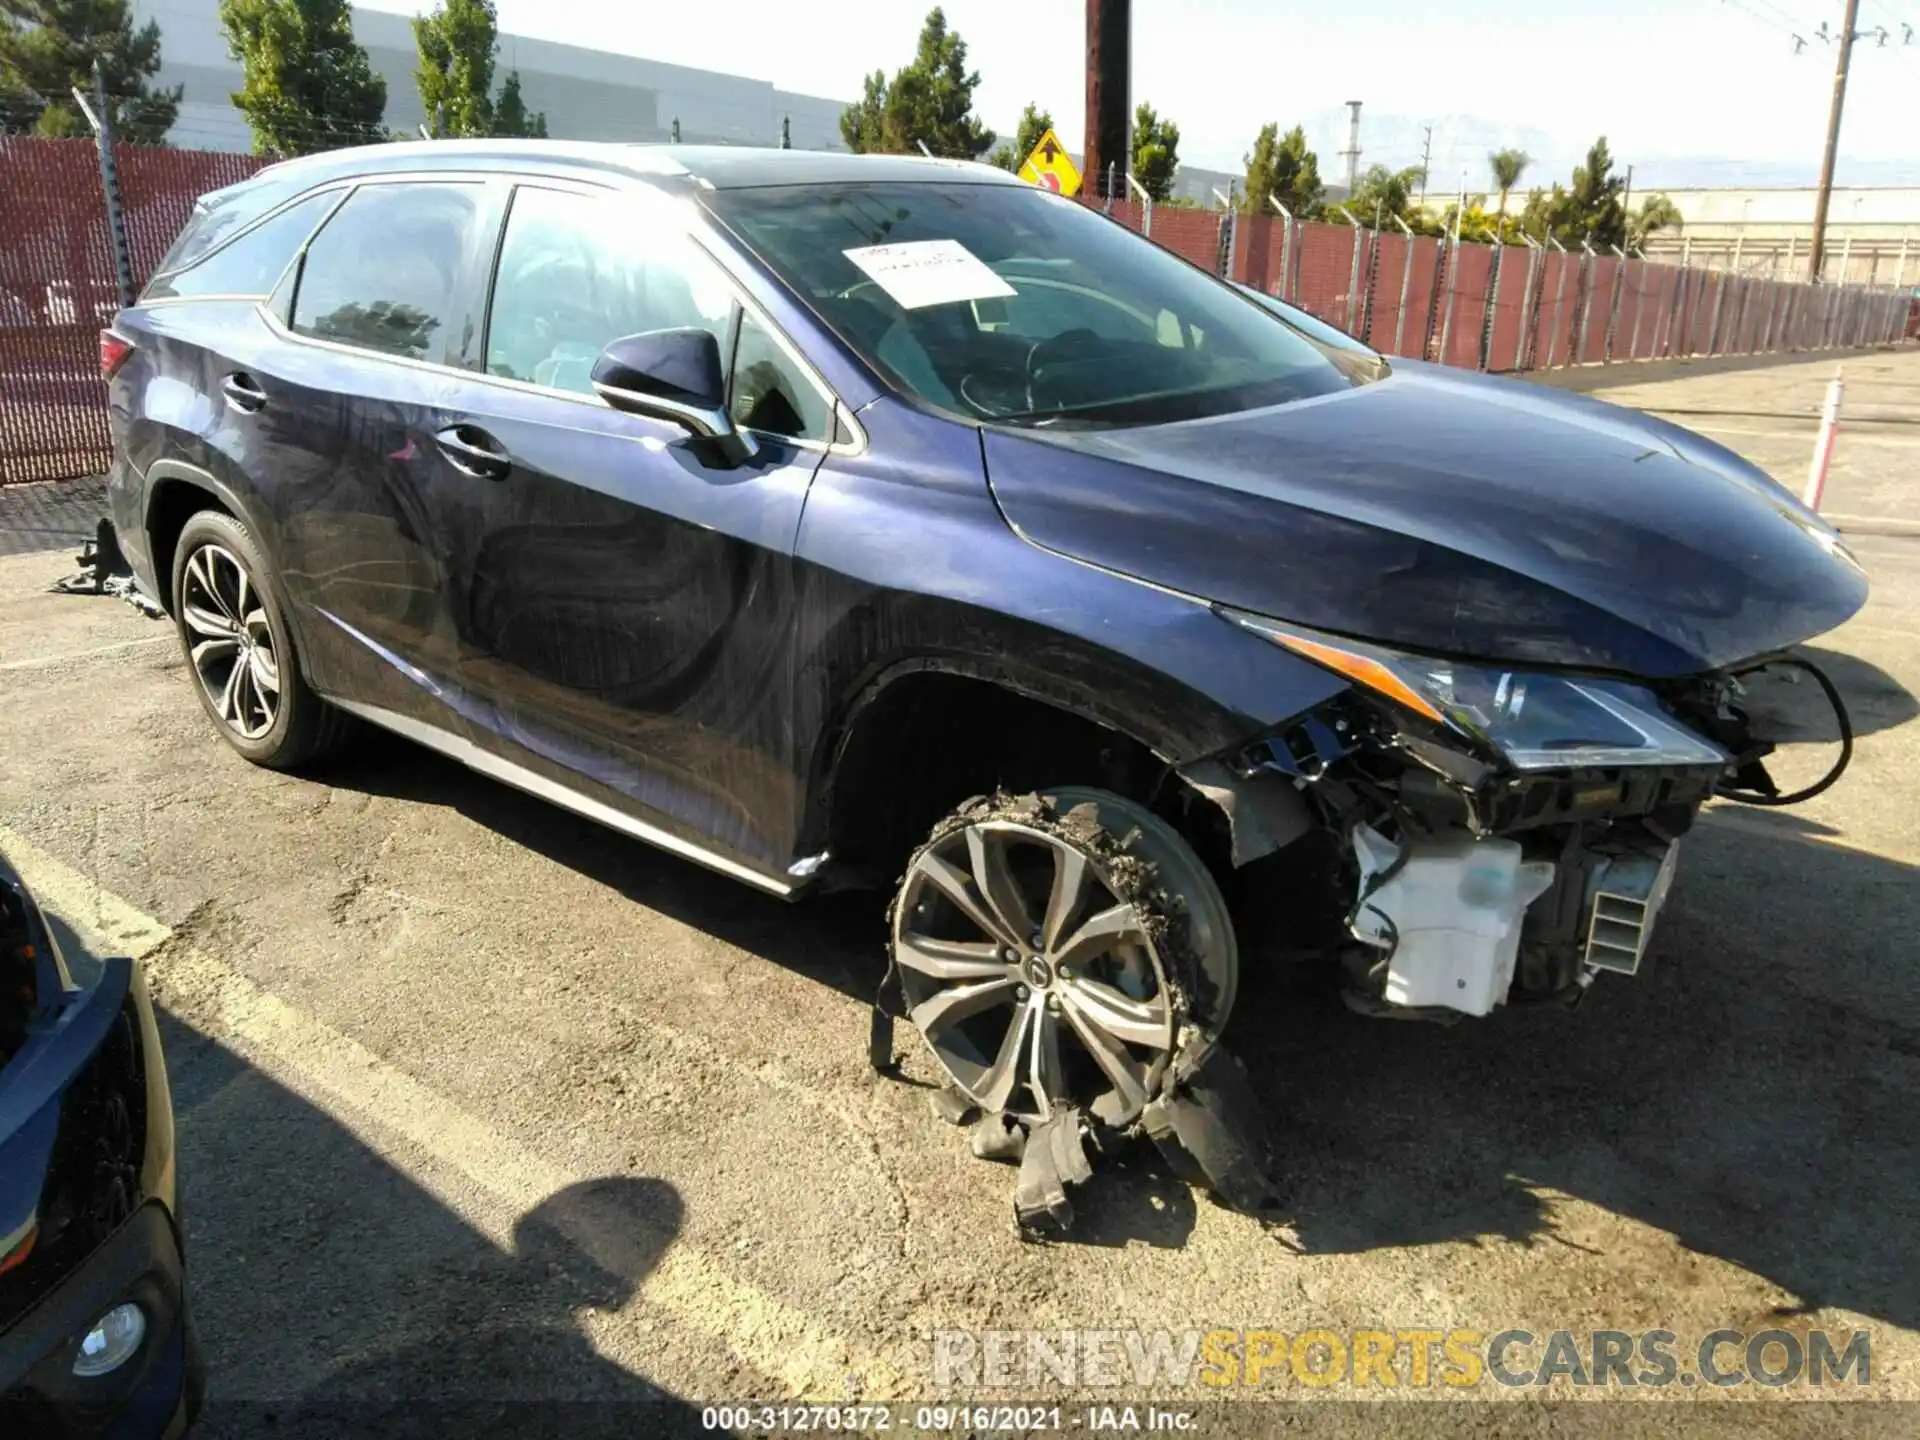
982, 363, 1868, 678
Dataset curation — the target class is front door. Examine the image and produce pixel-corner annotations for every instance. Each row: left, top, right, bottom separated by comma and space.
426, 184, 845, 880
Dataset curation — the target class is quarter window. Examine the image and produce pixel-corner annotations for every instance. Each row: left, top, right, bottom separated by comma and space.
729, 311, 833, 441
144, 191, 341, 302
291, 183, 481, 361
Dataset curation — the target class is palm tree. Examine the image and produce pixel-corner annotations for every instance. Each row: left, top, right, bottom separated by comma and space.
1489, 148, 1531, 220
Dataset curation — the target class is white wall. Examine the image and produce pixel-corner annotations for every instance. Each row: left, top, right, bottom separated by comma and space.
132, 0, 850, 152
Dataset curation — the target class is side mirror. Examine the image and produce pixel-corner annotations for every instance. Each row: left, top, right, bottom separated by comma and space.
591, 328, 755, 466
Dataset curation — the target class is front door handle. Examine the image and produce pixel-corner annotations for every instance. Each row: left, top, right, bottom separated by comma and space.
434, 424, 511, 480
221, 372, 266, 413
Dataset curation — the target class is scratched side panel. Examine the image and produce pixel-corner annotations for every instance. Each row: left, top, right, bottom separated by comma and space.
782, 397, 1349, 859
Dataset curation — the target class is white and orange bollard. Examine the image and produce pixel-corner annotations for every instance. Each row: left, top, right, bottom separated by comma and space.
1802, 368, 1845, 512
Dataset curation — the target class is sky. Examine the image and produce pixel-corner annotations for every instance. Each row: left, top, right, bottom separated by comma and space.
361, 0, 1920, 189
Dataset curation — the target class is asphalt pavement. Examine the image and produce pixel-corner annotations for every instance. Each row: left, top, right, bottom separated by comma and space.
2, 347, 1917, 1436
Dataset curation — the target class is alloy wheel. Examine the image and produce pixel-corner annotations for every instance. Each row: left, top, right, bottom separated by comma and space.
180, 542, 281, 741
893, 816, 1178, 1127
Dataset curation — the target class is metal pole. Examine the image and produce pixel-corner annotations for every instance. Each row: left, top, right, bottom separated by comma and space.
79, 61, 135, 309
1628, 253, 1647, 360
1896, 231, 1909, 290
1127, 172, 1153, 237
1436, 192, 1464, 365
1477, 236, 1503, 371
1604, 244, 1627, 361
1270, 197, 1292, 300
1337, 205, 1365, 335
1545, 237, 1569, 368
1572, 239, 1598, 363
1517, 235, 1543, 370
1391, 214, 1416, 356
1808, 0, 1859, 281
1359, 202, 1383, 343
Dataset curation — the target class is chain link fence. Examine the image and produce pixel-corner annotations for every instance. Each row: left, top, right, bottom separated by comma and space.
1, 136, 262, 484
1, 129, 1912, 486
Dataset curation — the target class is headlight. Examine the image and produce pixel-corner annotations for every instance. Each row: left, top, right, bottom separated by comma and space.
1220, 608, 1727, 771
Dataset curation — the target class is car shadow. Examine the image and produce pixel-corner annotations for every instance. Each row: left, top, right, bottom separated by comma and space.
319, 728, 889, 1009
151, 1007, 720, 1439
1230, 800, 1920, 1332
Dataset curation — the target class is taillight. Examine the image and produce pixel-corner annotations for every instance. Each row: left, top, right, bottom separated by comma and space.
99, 329, 133, 379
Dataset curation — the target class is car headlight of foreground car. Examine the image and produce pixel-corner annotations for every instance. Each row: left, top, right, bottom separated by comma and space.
1218, 607, 1729, 772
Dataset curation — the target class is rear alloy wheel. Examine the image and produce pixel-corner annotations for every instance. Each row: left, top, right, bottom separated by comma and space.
180, 540, 280, 741
891, 789, 1238, 1129
170, 509, 351, 769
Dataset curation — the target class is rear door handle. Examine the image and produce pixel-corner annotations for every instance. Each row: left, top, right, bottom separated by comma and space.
221, 372, 266, 413
434, 424, 511, 480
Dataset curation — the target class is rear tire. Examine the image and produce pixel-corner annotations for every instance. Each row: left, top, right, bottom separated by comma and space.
170, 510, 351, 770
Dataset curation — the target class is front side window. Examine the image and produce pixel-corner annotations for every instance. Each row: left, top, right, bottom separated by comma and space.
485, 186, 732, 395
708, 181, 1380, 430
485, 186, 834, 443
291, 182, 481, 361
144, 190, 341, 302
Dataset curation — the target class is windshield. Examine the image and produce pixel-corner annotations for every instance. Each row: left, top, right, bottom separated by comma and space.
707, 181, 1377, 429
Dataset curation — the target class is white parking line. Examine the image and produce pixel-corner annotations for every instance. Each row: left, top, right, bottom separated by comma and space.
0, 635, 175, 672
0, 823, 916, 1401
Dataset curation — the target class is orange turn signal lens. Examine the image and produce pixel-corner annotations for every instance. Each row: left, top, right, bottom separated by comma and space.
1263, 631, 1449, 725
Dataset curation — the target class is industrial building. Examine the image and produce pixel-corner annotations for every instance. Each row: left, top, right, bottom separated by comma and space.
133, 0, 851, 153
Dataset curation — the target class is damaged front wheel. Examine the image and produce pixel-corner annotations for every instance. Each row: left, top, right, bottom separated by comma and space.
890, 789, 1237, 1132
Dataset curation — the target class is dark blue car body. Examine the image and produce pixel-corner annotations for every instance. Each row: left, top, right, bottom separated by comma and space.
102, 143, 1866, 901
1, 855, 199, 1437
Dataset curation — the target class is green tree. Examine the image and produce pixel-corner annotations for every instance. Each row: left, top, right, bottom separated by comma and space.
1629, 193, 1683, 249
996, 100, 1051, 169
413, 0, 495, 137
491, 67, 544, 138
218, 0, 386, 156
1344, 163, 1427, 228
0, 0, 181, 143
1487, 147, 1530, 219
1131, 102, 1179, 201
1523, 137, 1628, 249
838, 8, 993, 158
1242, 122, 1323, 216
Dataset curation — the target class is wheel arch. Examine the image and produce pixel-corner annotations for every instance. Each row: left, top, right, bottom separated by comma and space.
142, 459, 270, 614
804, 651, 1253, 889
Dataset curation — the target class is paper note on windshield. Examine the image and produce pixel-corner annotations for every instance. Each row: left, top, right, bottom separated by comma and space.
843, 240, 1016, 310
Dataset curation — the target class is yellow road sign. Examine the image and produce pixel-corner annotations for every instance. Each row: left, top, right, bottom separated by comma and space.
1018, 128, 1082, 197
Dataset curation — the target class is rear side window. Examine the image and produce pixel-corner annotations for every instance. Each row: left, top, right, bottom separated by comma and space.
291, 182, 481, 362
143, 191, 340, 302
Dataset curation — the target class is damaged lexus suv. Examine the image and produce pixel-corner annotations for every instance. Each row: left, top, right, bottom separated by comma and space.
103, 143, 1865, 1218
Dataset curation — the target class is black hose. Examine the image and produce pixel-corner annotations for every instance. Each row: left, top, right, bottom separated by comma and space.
1714, 656, 1854, 807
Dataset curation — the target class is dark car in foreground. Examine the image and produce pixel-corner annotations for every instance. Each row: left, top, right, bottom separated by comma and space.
100, 142, 1864, 1187
1, 853, 200, 1436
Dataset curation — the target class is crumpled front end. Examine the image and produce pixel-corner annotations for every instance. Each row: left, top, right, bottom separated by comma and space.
1188, 614, 1851, 1022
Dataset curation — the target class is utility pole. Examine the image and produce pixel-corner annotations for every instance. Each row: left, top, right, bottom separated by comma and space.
1084, 0, 1132, 201
1808, 0, 1859, 282
1417, 123, 1433, 205
1341, 100, 1363, 195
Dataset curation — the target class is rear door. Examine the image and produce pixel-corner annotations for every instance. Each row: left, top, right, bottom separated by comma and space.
424, 182, 846, 880
250, 176, 502, 729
